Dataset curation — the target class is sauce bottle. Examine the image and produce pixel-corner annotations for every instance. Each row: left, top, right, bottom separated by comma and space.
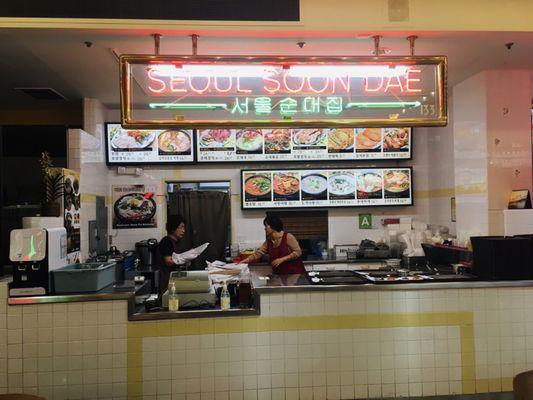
168, 282, 179, 312
220, 282, 231, 311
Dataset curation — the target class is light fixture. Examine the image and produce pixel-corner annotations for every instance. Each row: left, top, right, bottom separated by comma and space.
289, 65, 410, 78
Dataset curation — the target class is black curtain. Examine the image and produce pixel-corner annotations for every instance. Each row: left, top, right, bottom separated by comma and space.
168, 191, 230, 270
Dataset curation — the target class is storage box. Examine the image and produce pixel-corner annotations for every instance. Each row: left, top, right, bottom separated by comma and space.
53, 262, 116, 293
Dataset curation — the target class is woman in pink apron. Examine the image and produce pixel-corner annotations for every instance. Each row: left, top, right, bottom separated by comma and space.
241, 215, 305, 274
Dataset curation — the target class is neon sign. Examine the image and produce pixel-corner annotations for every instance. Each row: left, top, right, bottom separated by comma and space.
120, 55, 447, 128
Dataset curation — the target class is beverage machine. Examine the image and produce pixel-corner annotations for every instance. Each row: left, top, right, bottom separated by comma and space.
9, 225, 67, 296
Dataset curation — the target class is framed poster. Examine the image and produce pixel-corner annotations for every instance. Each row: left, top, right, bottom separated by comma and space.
196, 127, 411, 162
105, 123, 194, 165
241, 167, 413, 209
112, 185, 158, 229
508, 190, 532, 209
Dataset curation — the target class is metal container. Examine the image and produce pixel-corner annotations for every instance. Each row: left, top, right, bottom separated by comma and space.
135, 239, 158, 266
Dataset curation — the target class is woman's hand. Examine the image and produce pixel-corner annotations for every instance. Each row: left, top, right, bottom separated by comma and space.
271, 257, 286, 268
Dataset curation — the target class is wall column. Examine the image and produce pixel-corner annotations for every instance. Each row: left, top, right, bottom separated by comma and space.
453, 70, 532, 239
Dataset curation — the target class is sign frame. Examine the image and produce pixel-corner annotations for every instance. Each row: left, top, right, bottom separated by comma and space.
240, 166, 414, 210
104, 122, 196, 166
194, 127, 413, 163
120, 55, 448, 129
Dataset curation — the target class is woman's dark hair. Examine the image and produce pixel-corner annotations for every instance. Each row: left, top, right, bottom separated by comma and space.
166, 214, 186, 234
263, 214, 283, 232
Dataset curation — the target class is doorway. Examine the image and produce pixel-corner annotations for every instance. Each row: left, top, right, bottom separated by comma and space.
166, 181, 231, 269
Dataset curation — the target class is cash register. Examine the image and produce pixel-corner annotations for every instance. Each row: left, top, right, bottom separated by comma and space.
161, 271, 217, 309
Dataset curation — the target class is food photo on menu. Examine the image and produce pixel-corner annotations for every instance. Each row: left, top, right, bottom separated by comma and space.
383, 169, 411, 199
355, 170, 384, 200
243, 172, 272, 202
328, 171, 356, 200
300, 172, 328, 201
263, 129, 291, 154
273, 172, 301, 202
383, 128, 410, 153
355, 128, 382, 153
109, 125, 157, 153
198, 129, 235, 151
327, 128, 355, 153
235, 129, 263, 154
157, 130, 192, 155
291, 129, 327, 149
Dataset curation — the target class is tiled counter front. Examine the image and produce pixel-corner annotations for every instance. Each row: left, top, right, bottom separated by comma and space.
2, 281, 533, 399
0, 281, 128, 399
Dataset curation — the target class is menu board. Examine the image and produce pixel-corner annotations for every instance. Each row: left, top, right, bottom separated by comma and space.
197, 128, 411, 162
241, 167, 413, 209
105, 123, 194, 164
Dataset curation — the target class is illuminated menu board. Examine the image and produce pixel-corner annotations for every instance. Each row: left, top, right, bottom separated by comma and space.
105, 123, 194, 165
241, 167, 413, 209
120, 55, 447, 129
197, 127, 411, 162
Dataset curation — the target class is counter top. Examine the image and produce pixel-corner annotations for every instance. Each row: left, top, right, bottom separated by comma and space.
129, 305, 259, 320
252, 258, 389, 267
251, 266, 533, 293
8, 280, 149, 305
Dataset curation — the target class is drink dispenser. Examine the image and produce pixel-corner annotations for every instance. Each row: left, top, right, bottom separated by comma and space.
9, 227, 67, 296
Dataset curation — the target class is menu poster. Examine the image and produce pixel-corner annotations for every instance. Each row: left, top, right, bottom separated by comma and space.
112, 185, 158, 229
508, 190, 532, 209
62, 169, 81, 262
198, 128, 411, 162
241, 167, 413, 209
106, 123, 194, 164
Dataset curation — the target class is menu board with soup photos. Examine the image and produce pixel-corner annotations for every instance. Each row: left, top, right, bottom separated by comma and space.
106, 123, 194, 164
241, 167, 413, 209
197, 128, 411, 162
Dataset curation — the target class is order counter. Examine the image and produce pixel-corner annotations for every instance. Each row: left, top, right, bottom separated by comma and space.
2, 264, 533, 399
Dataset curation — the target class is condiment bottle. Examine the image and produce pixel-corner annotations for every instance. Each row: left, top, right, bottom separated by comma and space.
168, 283, 179, 312
220, 282, 231, 311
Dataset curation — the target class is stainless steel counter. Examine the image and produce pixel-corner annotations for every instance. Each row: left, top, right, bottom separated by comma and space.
251, 266, 533, 293
129, 306, 260, 320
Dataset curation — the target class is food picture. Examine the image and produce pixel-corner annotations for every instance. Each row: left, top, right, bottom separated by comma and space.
112, 185, 158, 229
264, 129, 291, 153
62, 170, 81, 254
158, 130, 192, 154
301, 173, 328, 201
273, 172, 300, 201
356, 171, 384, 199
328, 129, 355, 152
292, 129, 327, 147
110, 127, 156, 150
355, 128, 382, 152
244, 173, 272, 201
199, 129, 235, 148
328, 172, 356, 199
384, 170, 411, 198
236, 129, 263, 153
383, 128, 410, 152
114, 192, 157, 226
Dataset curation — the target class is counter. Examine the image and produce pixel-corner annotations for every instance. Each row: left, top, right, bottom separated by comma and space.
251, 265, 533, 293
1, 270, 532, 398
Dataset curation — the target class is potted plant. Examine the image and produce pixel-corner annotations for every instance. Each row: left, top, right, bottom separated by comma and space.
39, 151, 63, 217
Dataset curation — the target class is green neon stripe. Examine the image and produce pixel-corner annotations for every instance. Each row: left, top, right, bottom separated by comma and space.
345, 101, 421, 109
28, 235, 35, 259
149, 103, 228, 110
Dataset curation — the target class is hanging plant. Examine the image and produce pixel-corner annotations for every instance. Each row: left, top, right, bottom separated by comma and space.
39, 151, 63, 216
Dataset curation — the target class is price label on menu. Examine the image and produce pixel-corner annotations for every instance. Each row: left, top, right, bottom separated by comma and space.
197, 128, 411, 163
106, 123, 194, 164
241, 167, 413, 209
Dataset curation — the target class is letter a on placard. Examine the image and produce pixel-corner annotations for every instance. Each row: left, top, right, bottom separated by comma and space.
359, 214, 372, 229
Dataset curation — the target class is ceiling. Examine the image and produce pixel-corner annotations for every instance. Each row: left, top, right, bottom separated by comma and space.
1, 28, 533, 108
